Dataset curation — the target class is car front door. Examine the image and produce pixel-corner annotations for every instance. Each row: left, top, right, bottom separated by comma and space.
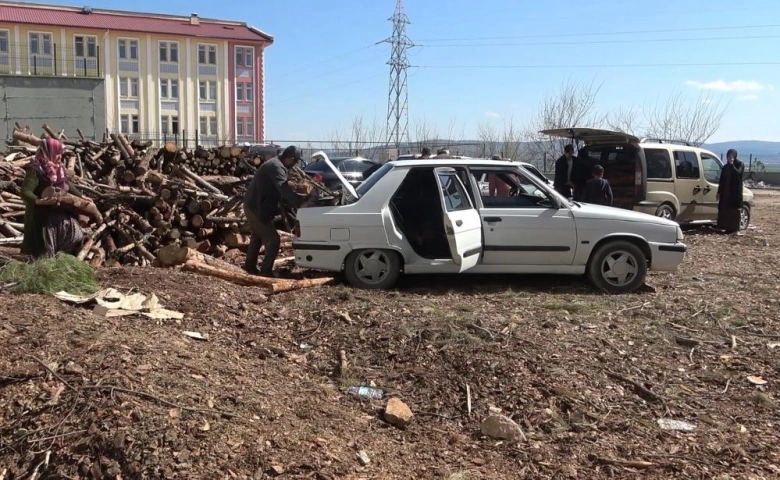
473, 167, 578, 266
699, 153, 723, 220
433, 167, 483, 271
673, 150, 704, 221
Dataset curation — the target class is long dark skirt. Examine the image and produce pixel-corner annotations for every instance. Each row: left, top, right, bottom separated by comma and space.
43, 212, 85, 258
717, 208, 741, 233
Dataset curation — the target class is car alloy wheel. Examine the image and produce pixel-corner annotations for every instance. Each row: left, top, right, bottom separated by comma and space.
739, 205, 751, 231
655, 204, 675, 220
599, 250, 641, 288
353, 250, 392, 285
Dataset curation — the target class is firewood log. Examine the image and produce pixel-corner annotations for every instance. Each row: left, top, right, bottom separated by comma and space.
41, 186, 103, 224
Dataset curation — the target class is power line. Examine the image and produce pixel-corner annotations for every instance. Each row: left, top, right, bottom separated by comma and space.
417, 34, 780, 48
265, 73, 385, 106
266, 44, 379, 82
266, 53, 386, 91
416, 61, 780, 69
415, 23, 780, 43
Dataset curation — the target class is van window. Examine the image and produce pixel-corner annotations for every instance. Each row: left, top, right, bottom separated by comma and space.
673, 151, 700, 179
701, 153, 722, 184
644, 148, 672, 179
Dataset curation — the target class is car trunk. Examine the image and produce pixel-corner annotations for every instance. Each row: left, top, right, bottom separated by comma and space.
580, 144, 644, 209
539, 128, 645, 209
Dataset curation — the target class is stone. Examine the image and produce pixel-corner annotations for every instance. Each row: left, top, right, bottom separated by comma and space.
384, 397, 413, 428
356, 450, 371, 466
480, 414, 526, 441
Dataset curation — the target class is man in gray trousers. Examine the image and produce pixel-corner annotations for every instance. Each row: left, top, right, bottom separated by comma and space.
243, 145, 309, 276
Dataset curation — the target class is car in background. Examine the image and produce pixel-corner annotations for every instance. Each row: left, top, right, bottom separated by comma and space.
540, 128, 754, 230
293, 152, 687, 294
303, 156, 382, 191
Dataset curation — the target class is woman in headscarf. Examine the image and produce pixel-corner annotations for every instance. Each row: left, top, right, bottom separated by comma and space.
20, 137, 86, 258
716, 148, 745, 234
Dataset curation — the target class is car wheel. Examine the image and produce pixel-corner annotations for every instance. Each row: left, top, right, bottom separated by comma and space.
739, 204, 751, 231
344, 249, 401, 290
587, 241, 648, 294
654, 203, 676, 221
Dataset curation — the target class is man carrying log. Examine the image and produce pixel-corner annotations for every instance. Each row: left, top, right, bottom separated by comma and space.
243, 145, 311, 277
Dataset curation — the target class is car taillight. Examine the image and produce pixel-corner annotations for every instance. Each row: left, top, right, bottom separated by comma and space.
293, 220, 301, 238
634, 158, 643, 201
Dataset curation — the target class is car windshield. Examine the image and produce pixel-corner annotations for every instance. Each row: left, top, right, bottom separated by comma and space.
355, 162, 393, 197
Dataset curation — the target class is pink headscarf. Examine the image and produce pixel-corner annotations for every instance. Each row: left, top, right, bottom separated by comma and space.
32, 137, 68, 191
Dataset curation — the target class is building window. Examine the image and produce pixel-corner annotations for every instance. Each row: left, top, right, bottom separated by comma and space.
118, 39, 139, 60
245, 83, 253, 102
159, 41, 179, 63
159, 79, 179, 99
245, 119, 254, 137
198, 44, 217, 65
236, 83, 243, 101
119, 77, 139, 98
236, 119, 244, 137
0, 30, 8, 54
245, 47, 253, 67
121, 114, 139, 134
199, 80, 217, 101
75, 35, 97, 58
199, 116, 207, 135
161, 115, 180, 134
29, 32, 52, 55
210, 117, 218, 137
235, 47, 243, 66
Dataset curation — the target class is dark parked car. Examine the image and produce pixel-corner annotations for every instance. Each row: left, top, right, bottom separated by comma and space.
304, 156, 381, 191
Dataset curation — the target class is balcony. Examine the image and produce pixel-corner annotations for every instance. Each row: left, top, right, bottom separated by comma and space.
0, 43, 103, 78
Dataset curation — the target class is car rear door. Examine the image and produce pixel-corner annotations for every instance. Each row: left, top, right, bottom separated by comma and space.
699, 152, 723, 220
433, 167, 483, 271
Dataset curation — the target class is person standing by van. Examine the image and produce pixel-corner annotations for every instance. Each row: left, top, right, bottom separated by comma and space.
582, 165, 613, 206
716, 149, 744, 233
553, 144, 575, 197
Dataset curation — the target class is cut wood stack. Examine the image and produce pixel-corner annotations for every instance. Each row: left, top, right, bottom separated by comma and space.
1, 123, 337, 270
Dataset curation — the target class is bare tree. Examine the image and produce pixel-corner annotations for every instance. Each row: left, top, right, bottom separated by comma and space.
477, 120, 501, 158
643, 91, 727, 146
499, 117, 524, 161
412, 117, 439, 154
605, 106, 645, 135
523, 78, 603, 170
328, 115, 384, 158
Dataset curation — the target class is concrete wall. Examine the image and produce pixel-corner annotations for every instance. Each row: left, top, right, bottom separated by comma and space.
1, 76, 105, 140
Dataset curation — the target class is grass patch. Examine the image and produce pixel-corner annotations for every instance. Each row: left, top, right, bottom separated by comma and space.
0, 253, 99, 295
544, 301, 586, 314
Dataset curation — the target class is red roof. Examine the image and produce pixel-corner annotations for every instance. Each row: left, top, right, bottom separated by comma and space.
0, 1, 273, 43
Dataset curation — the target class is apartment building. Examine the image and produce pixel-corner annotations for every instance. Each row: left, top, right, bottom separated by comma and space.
0, 1, 273, 144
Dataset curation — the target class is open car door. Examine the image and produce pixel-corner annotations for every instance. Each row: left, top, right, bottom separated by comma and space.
433, 167, 483, 271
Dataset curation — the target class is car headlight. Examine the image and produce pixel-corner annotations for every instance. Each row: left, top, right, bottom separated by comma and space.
676, 226, 684, 242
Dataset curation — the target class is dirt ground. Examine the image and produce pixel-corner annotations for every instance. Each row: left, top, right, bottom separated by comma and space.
1, 192, 779, 480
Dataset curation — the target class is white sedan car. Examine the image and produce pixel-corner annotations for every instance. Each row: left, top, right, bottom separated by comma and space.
293, 152, 687, 294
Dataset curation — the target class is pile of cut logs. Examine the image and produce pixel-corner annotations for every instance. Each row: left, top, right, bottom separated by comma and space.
1, 124, 337, 293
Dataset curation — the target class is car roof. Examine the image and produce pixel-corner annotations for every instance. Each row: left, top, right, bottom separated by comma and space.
389, 159, 532, 168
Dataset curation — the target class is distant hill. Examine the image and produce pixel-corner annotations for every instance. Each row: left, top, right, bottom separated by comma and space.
703, 141, 780, 164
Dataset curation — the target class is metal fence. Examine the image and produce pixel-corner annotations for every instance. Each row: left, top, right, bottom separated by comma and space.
0, 43, 102, 78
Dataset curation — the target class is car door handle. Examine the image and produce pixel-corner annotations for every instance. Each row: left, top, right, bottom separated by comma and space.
484, 216, 502, 222
703, 186, 711, 193
455, 219, 463, 227
693, 185, 702, 193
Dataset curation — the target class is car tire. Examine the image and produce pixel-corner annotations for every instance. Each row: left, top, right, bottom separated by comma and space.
739, 203, 751, 231
344, 249, 402, 290
587, 240, 648, 294
654, 203, 676, 221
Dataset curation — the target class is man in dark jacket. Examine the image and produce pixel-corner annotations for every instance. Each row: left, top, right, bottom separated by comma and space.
553, 144, 575, 198
243, 145, 308, 276
582, 165, 613, 206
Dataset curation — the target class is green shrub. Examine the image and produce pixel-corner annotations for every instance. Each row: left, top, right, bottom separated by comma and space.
0, 253, 99, 295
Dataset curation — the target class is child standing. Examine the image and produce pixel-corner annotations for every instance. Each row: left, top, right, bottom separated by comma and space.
582, 165, 613, 206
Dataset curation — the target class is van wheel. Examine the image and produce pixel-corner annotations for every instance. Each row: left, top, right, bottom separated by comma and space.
654, 203, 676, 221
344, 249, 401, 289
587, 241, 648, 294
739, 204, 751, 231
